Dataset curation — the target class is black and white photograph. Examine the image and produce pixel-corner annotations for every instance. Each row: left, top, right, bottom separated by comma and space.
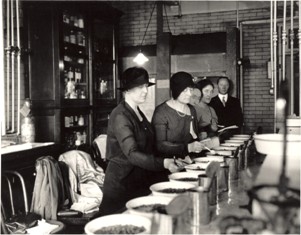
1, 0, 300, 234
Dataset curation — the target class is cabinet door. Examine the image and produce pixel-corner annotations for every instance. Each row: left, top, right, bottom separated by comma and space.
24, 2, 60, 107
92, 19, 118, 105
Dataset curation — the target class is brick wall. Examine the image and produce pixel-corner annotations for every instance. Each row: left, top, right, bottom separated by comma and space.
110, 1, 274, 133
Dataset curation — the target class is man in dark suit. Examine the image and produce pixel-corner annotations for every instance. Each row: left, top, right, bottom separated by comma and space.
210, 76, 243, 131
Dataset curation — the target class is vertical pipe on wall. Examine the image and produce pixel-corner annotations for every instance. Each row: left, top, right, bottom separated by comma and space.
290, 0, 294, 115
299, 0, 301, 116
239, 22, 243, 112
10, 0, 15, 132
0, 0, 6, 135
6, 0, 10, 132
16, 0, 20, 134
273, 0, 278, 133
270, 0, 274, 91
282, 0, 287, 82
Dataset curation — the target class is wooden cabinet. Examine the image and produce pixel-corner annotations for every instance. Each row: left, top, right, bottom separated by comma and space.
23, 1, 121, 149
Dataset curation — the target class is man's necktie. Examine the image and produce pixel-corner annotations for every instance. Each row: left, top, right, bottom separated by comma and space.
222, 96, 226, 107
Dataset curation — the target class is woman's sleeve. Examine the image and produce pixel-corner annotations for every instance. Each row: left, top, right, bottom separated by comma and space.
152, 109, 188, 156
210, 108, 218, 132
112, 113, 165, 171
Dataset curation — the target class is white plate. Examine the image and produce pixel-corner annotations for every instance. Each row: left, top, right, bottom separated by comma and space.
150, 181, 195, 198
84, 214, 151, 235
168, 171, 201, 186
126, 195, 172, 219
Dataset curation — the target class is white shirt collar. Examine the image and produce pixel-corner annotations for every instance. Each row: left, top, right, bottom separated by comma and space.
218, 93, 228, 102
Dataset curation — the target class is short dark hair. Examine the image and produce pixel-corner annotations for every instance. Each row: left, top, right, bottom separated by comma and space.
217, 76, 230, 85
196, 79, 214, 92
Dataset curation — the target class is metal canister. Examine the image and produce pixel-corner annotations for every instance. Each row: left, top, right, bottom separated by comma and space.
217, 163, 229, 193
199, 175, 217, 205
227, 157, 239, 180
188, 186, 210, 226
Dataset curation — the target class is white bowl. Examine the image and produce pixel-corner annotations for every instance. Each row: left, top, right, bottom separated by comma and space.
84, 214, 151, 235
213, 146, 238, 151
184, 162, 209, 172
168, 172, 202, 186
150, 181, 195, 198
233, 134, 251, 138
194, 156, 224, 163
126, 195, 172, 219
221, 142, 242, 147
207, 150, 233, 156
225, 139, 246, 144
254, 133, 301, 157
230, 136, 250, 141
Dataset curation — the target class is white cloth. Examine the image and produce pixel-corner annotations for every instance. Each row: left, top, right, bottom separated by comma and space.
26, 219, 59, 235
93, 134, 107, 160
218, 93, 228, 103
58, 150, 105, 211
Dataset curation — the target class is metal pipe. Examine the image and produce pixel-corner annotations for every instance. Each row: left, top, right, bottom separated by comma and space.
239, 22, 243, 112
1, 0, 6, 135
240, 16, 298, 26
282, 0, 287, 82
11, 0, 15, 133
273, 0, 278, 132
270, 0, 274, 91
236, 1, 239, 28
6, 0, 10, 132
299, 0, 301, 116
16, 0, 21, 134
290, 0, 294, 115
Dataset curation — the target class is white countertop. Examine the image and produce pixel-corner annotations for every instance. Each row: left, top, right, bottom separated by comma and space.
1, 142, 55, 155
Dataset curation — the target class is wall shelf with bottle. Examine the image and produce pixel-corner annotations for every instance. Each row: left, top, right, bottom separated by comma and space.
24, 1, 122, 149
62, 109, 91, 151
61, 10, 89, 104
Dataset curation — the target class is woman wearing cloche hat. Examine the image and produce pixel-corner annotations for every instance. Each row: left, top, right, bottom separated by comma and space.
152, 71, 205, 180
98, 67, 182, 216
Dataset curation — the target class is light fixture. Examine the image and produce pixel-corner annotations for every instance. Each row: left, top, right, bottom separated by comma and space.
133, 50, 149, 65
133, 2, 156, 65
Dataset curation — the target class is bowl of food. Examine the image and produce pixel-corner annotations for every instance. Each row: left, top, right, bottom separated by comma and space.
194, 156, 224, 163
213, 146, 238, 151
230, 136, 250, 141
84, 214, 151, 234
168, 172, 202, 186
221, 142, 242, 147
184, 162, 209, 172
207, 150, 233, 157
225, 139, 246, 144
126, 195, 172, 219
233, 134, 251, 138
150, 181, 195, 198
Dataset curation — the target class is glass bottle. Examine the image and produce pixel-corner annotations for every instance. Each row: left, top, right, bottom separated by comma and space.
21, 99, 35, 143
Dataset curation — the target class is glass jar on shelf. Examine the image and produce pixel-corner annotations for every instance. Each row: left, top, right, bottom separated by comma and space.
78, 14, 84, 28
70, 30, 76, 44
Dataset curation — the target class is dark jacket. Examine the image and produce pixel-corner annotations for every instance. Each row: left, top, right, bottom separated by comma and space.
210, 95, 244, 128
99, 100, 165, 215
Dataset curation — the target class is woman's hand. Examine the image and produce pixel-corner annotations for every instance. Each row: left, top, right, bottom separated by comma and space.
163, 158, 182, 173
188, 141, 205, 153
